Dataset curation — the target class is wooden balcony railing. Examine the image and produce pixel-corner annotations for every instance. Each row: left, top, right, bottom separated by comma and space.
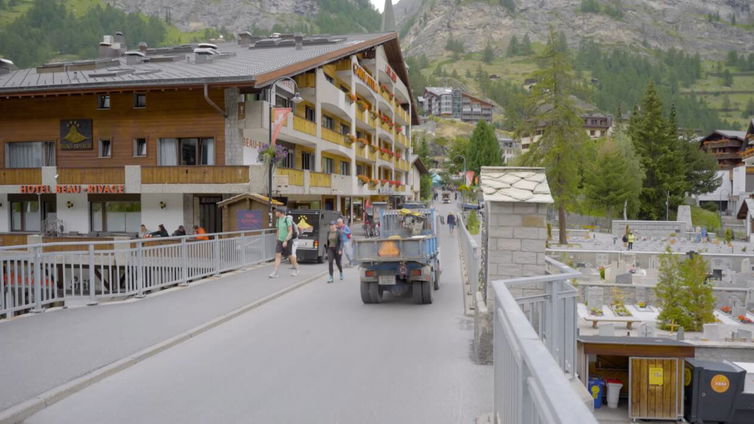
57, 167, 125, 184
0, 168, 42, 185
310, 172, 332, 188
293, 116, 317, 136
742, 147, 754, 160
276, 168, 304, 186
141, 166, 249, 184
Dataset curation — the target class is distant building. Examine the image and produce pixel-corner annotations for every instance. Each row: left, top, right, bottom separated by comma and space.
498, 136, 520, 163
518, 113, 614, 152
699, 129, 749, 170
422, 87, 494, 122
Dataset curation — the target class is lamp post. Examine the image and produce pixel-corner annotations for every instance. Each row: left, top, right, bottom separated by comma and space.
267, 77, 303, 227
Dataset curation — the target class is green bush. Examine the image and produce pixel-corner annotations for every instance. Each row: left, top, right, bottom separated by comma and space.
690, 206, 721, 233
466, 210, 480, 235
701, 202, 720, 213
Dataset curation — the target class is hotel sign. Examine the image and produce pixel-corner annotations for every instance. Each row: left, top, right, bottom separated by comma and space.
385, 64, 397, 83
19, 184, 125, 194
60, 119, 93, 150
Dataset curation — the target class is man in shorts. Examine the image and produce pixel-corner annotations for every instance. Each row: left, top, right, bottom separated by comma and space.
270, 208, 299, 278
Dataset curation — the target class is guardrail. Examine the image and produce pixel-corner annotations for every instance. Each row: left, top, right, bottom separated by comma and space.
1, 230, 276, 319
493, 257, 596, 424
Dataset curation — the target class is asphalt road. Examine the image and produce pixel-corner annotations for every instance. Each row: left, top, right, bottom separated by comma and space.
25, 203, 492, 424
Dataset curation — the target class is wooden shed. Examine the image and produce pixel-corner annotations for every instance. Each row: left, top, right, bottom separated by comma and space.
217, 193, 283, 232
578, 336, 695, 421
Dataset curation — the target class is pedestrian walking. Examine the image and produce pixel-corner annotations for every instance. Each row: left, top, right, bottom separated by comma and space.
270, 208, 299, 278
325, 221, 343, 283
287, 213, 300, 269
627, 232, 635, 251
336, 217, 353, 267
447, 213, 456, 233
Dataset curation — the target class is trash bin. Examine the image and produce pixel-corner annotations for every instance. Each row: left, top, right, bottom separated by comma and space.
589, 378, 606, 409
606, 379, 623, 409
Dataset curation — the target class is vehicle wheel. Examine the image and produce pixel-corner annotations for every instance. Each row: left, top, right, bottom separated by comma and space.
422, 281, 433, 304
412, 282, 423, 304
368, 282, 382, 304
361, 281, 372, 304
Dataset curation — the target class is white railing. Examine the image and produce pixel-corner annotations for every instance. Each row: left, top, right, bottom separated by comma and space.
0, 230, 276, 319
493, 257, 597, 424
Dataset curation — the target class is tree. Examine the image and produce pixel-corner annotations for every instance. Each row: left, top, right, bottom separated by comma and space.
726, 50, 739, 67
482, 42, 494, 64
519, 29, 587, 244
742, 98, 754, 118
655, 249, 690, 331
627, 82, 687, 220
500, 0, 516, 14
721, 95, 732, 111
506, 35, 519, 57
681, 137, 720, 196
680, 254, 715, 332
466, 121, 503, 175
520, 33, 534, 55
584, 129, 644, 218
722, 69, 733, 87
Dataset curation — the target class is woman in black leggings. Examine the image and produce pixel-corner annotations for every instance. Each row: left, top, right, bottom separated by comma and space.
325, 221, 343, 283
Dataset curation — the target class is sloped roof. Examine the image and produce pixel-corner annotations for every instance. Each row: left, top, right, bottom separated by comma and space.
480, 167, 553, 203
217, 193, 283, 207
704, 130, 747, 141
737, 198, 754, 220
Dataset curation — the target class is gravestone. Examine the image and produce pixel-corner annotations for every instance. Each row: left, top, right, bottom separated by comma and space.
703, 323, 722, 341
596, 253, 609, 267
615, 273, 633, 285
732, 298, 746, 317
736, 329, 752, 342
586, 286, 604, 307
677, 205, 692, 229
648, 255, 659, 271
638, 323, 656, 338
742, 258, 751, 273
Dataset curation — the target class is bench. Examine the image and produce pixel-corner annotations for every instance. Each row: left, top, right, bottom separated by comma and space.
584, 317, 638, 329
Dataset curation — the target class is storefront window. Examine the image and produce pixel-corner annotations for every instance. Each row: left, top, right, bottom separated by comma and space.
158, 138, 215, 166
91, 201, 141, 233
10, 201, 40, 232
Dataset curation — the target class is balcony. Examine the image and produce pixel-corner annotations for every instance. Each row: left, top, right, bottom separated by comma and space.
395, 106, 411, 125
141, 166, 249, 184
58, 167, 125, 184
310, 172, 331, 188
319, 75, 353, 119
321, 127, 351, 148
0, 168, 42, 185
713, 151, 741, 160
396, 132, 409, 148
293, 116, 317, 137
276, 168, 304, 186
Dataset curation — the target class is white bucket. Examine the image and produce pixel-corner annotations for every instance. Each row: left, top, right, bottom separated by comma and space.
606, 383, 623, 408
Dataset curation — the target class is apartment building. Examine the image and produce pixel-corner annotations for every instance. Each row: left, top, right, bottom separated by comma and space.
519, 113, 614, 152
422, 87, 494, 122
0, 31, 419, 238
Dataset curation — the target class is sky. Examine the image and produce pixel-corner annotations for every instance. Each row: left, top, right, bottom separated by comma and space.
370, 0, 393, 13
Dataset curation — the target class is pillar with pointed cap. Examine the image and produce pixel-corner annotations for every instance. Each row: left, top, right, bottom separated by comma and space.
381, 0, 396, 32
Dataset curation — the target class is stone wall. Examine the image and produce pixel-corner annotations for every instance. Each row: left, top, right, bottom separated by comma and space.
611, 220, 688, 238
695, 345, 754, 363
578, 283, 750, 309
487, 202, 549, 284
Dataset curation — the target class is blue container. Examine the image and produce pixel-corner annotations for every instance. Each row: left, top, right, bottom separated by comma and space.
589, 378, 605, 409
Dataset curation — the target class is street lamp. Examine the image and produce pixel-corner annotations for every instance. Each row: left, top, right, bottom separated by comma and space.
267, 77, 303, 227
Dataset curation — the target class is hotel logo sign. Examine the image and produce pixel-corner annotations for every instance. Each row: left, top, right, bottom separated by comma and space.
60, 119, 93, 150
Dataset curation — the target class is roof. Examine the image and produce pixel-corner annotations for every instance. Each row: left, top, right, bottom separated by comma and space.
217, 193, 283, 207
0, 32, 419, 124
579, 335, 695, 357
480, 167, 553, 204
700, 130, 748, 142
737, 198, 754, 220
578, 336, 692, 347
412, 157, 428, 174
424, 87, 453, 96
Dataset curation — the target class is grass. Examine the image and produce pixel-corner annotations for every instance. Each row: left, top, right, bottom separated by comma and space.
691, 206, 721, 232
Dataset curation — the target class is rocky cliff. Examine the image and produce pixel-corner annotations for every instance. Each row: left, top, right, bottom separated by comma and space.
396, 0, 754, 58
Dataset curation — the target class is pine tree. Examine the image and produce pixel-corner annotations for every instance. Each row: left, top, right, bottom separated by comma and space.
465, 69, 472, 78
722, 95, 732, 111
680, 254, 715, 331
722, 69, 733, 87
521, 33, 534, 55
500, 0, 516, 14
742, 98, 754, 119
655, 249, 691, 331
482, 42, 494, 64
506, 35, 519, 57
466, 121, 503, 175
627, 82, 687, 220
519, 29, 587, 244
726, 50, 739, 67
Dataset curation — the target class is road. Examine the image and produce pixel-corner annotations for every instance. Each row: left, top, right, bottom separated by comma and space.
25, 203, 492, 424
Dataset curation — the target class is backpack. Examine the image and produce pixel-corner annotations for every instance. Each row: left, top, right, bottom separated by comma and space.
287, 215, 299, 239
622, 235, 628, 243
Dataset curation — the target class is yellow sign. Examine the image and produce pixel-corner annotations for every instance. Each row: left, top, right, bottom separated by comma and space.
649, 368, 664, 385
711, 374, 730, 393
684, 368, 692, 386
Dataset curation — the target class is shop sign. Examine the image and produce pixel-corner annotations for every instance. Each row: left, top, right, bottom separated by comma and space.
385, 64, 397, 83
649, 368, 663, 386
236, 210, 263, 230
60, 119, 93, 150
19, 184, 125, 194
710, 374, 730, 393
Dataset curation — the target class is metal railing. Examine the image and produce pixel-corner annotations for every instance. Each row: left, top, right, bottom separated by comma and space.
457, 210, 481, 307
493, 257, 597, 424
1, 230, 276, 319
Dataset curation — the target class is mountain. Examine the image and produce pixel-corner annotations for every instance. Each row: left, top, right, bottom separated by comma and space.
396, 0, 754, 59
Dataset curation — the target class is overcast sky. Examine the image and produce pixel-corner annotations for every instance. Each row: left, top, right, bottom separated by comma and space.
370, 0, 393, 13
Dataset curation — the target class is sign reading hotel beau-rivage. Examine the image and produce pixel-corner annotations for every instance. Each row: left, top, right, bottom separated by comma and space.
60, 119, 93, 150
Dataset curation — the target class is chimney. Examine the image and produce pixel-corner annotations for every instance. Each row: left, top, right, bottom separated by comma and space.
99, 35, 114, 58
114, 31, 126, 54
138, 42, 148, 54
294, 33, 303, 50
238, 31, 252, 46
0, 58, 16, 75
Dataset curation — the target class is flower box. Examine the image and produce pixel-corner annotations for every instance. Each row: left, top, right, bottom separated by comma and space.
739, 314, 753, 324
358, 101, 370, 111
346, 134, 356, 144
589, 307, 604, 317
357, 175, 370, 184
380, 179, 389, 185
721, 305, 732, 314
395, 152, 401, 159
357, 137, 369, 145
347, 93, 357, 102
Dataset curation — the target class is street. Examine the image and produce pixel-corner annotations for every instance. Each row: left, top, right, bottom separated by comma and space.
24, 203, 492, 424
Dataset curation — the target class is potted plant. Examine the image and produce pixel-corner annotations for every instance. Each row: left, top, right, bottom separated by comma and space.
346, 134, 356, 144
347, 92, 357, 102
380, 179, 389, 185
258, 143, 288, 166
357, 137, 369, 145
739, 314, 753, 324
721, 305, 732, 314
590, 307, 604, 317
598, 266, 606, 280
357, 175, 370, 184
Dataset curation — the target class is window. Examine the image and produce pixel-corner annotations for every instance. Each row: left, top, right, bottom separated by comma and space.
301, 152, 313, 170
158, 138, 215, 165
323, 116, 334, 130
323, 157, 334, 174
133, 93, 146, 108
10, 200, 40, 232
589, 130, 596, 136
91, 201, 141, 233
134, 138, 147, 157
97, 94, 110, 109
340, 124, 350, 136
6, 141, 55, 168
305, 106, 315, 122
99, 139, 112, 158
282, 148, 295, 169
340, 161, 350, 176
356, 164, 364, 176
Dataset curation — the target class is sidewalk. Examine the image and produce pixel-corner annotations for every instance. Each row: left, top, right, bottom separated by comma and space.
0, 261, 326, 413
